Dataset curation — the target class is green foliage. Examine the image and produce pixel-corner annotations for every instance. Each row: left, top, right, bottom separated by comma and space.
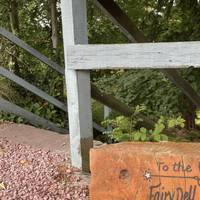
102, 108, 185, 142
195, 110, 200, 126
94, 70, 182, 119
0, 78, 19, 101
1, 0, 200, 134
0, 112, 24, 124
25, 101, 65, 128
92, 101, 104, 124
0, 0, 65, 127
92, 0, 200, 123
87, 1, 127, 44
167, 116, 185, 128
184, 130, 200, 142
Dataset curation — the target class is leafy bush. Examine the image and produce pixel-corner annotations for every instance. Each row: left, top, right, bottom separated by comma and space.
25, 102, 66, 128
0, 112, 24, 124
0, 78, 20, 101
195, 110, 200, 126
102, 106, 185, 142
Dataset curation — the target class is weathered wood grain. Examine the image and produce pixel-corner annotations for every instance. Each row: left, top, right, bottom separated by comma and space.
90, 142, 200, 199
0, 97, 67, 134
61, 0, 93, 172
67, 42, 200, 70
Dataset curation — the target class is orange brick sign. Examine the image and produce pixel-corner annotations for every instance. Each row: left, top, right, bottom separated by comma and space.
90, 142, 200, 200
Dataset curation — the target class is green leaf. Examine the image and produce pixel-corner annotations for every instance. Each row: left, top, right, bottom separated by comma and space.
158, 116, 165, 124
141, 132, 147, 141
153, 134, 161, 142
160, 134, 168, 141
168, 119, 175, 128
116, 116, 131, 132
149, 130, 153, 134
134, 132, 142, 141
140, 127, 147, 134
167, 117, 185, 128
153, 123, 165, 135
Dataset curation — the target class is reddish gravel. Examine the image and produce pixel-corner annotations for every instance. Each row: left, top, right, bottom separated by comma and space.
0, 137, 89, 200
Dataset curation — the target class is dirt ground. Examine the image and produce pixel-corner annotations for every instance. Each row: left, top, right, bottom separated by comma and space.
0, 123, 70, 155
0, 123, 95, 200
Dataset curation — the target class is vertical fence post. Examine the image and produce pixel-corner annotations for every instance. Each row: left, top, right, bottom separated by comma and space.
104, 106, 112, 132
61, 0, 93, 172
104, 106, 112, 120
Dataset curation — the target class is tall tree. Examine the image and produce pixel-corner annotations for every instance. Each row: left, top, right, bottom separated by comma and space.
50, 0, 60, 61
9, 0, 20, 75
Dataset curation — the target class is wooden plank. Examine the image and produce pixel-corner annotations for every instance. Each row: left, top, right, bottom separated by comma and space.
67, 42, 200, 70
0, 27, 64, 75
93, 121, 106, 133
61, 0, 93, 172
0, 97, 67, 134
0, 27, 111, 132
90, 142, 200, 199
91, 85, 155, 130
0, 67, 67, 112
163, 69, 200, 107
93, 0, 146, 43
93, 0, 200, 107
0, 27, 156, 131
104, 106, 111, 119
0, 67, 104, 133
0, 26, 154, 128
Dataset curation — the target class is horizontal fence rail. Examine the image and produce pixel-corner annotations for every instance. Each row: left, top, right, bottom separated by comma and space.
67, 42, 200, 70
0, 28, 64, 75
92, 0, 200, 108
0, 27, 106, 133
162, 69, 200, 107
0, 97, 67, 134
2, 27, 199, 133
93, 0, 140, 43
0, 67, 67, 112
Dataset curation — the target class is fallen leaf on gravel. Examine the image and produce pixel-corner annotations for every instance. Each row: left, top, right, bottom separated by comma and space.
56, 164, 69, 184
0, 148, 5, 155
0, 182, 6, 190
19, 159, 29, 165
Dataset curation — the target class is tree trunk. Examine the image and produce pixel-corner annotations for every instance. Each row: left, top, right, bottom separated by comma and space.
9, 0, 20, 75
49, 0, 66, 103
50, 0, 60, 60
183, 95, 196, 130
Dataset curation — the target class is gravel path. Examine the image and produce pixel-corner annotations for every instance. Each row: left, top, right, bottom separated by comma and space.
0, 137, 89, 200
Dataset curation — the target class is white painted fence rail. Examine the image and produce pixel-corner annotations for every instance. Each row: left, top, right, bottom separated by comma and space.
60, 0, 200, 173
67, 42, 200, 70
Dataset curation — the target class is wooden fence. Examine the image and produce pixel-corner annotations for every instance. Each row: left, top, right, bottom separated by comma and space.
0, 27, 104, 134
61, 0, 200, 172
1, 0, 200, 172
